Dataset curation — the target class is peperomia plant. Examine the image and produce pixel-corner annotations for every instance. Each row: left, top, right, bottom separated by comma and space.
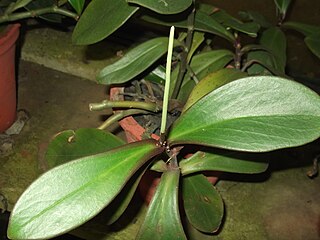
6, 0, 320, 239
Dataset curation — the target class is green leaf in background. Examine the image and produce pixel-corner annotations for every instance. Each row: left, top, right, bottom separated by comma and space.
141, 10, 235, 43
175, 50, 234, 102
247, 27, 286, 75
127, 0, 192, 14
274, 0, 292, 16
187, 31, 205, 63
68, 0, 85, 15
282, 22, 320, 36
305, 34, 320, 59
183, 68, 247, 112
182, 174, 224, 233
8, 140, 163, 240
72, 0, 139, 45
45, 128, 124, 169
180, 150, 269, 175
137, 169, 187, 240
168, 76, 320, 152
238, 10, 272, 28
211, 9, 260, 37
144, 65, 166, 85
97, 37, 169, 85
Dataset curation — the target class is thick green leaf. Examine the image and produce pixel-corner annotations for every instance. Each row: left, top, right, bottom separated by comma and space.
282, 22, 320, 36
45, 128, 124, 169
274, 0, 292, 16
176, 50, 234, 102
72, 0, 139, 45
8, 140, 163, 240
168, 76, 320, 152
141, 10, 235, 43
183, 68, 247, 112
97, 37, 169, 85
180, 150, 269, 175
247, 50, 275, 75
127, 0, 192, 14
305, 35, 320, 59
182, 174, 223, 233
137, 169, 187, 240
187, 31, 205, 63
211, 9, 260, 37
68, 0, 85, 15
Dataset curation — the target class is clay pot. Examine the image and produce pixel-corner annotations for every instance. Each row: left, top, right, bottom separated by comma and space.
110, 86, 220, 204
0, 24, 20, 133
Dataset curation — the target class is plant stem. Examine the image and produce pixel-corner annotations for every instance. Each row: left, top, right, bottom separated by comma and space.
89, 100, 159, 112
98, 109, 150, 130
171, 1, 195, 99
160, 26, 175, 136
0, 5, 79, 23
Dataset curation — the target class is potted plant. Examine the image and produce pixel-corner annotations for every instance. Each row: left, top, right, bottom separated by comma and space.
6, 0, 320, 239
0, 0, 82, 133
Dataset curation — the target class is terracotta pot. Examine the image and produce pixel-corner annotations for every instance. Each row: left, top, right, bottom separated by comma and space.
0, 24, 20, 133
110, 86, 220, 204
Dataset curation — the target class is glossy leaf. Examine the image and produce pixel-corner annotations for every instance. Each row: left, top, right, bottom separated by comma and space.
180, 150, 269, 176
137, 169, 186, 240
247, 50, 275, 75
72, 0, 139, 45
97, 37, 169, 85
282, 22, 320, 36
211, 9, 260, 37
274, 0, 292, 16
182, 174, 223, 233
45, 128, 124, 169
8, 140, 163, 240
183, 68, 247, 112
187, 31, 205, 63
168, 76, 320, 152
305, 35, 320, 59
141, 10, 235, 43
68, 0, 85, 15
127, 0, 192, 14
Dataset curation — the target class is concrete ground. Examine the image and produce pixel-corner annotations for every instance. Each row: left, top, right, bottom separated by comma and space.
1, 0, 320, 237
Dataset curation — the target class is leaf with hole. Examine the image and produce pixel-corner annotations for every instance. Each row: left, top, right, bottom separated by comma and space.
8, 140, 163, 240
168, 76, 320, 152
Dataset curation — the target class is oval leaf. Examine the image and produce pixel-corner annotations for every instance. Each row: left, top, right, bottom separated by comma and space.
45, 128, 124, 169
180, 150, 269, 176
68, 0, 85, 15
168, 76, 320, 152
72, 0, 139, 45
282, 22, 320, 36
137, 169, 187, 240
97, 37, 169, 85
127, 0, 192, 14
182, 174, 224, 233
8, 140, 163, 240
183, 68, 247, 112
